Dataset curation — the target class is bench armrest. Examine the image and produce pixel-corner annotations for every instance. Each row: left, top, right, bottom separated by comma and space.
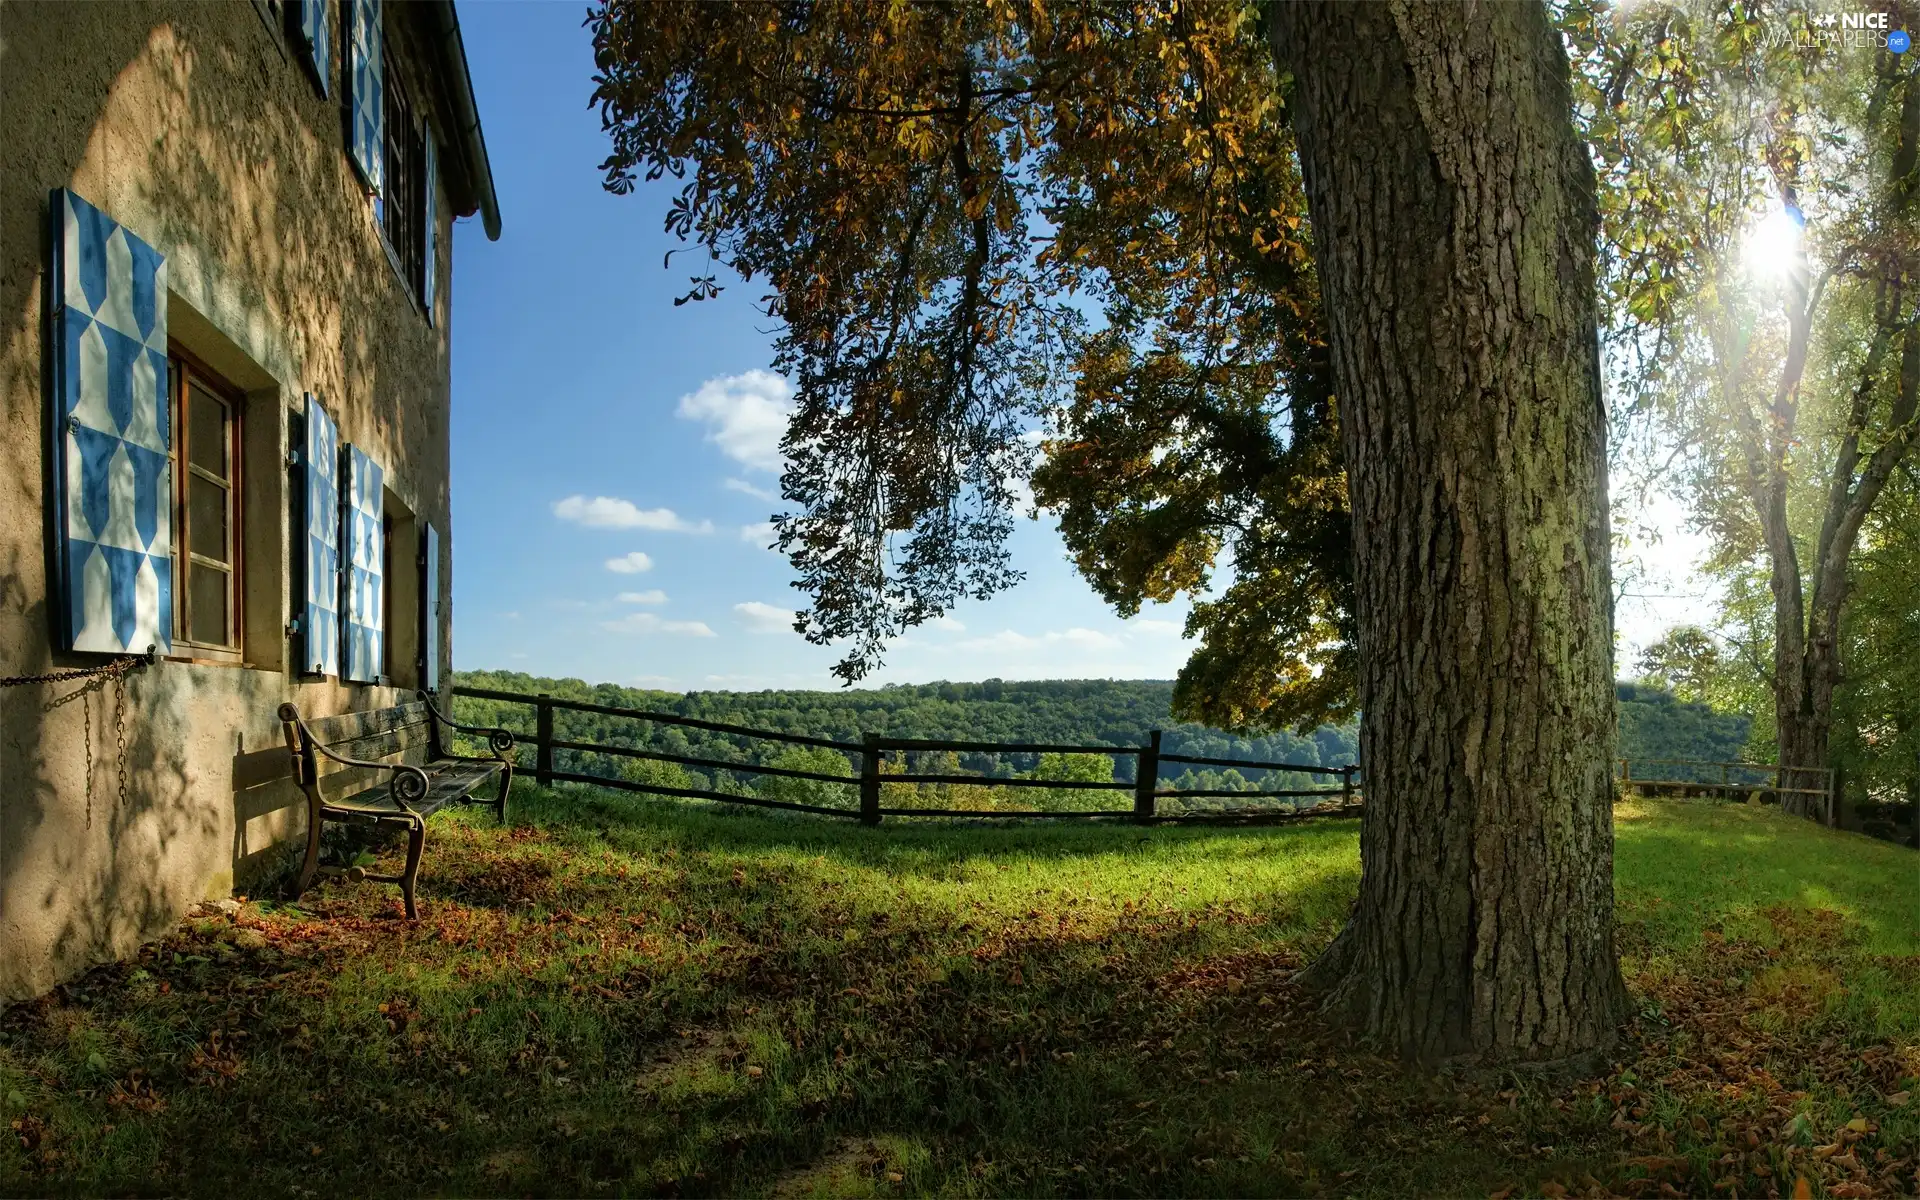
277, 703, 432, 808
418, 691, 516, 760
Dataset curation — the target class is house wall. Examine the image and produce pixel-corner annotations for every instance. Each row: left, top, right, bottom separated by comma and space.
0, 1, 458, 1000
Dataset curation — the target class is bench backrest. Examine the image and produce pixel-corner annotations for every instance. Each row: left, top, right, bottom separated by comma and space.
285, 702, 438, 801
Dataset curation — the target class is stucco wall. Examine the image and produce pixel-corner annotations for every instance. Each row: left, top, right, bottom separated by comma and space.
0, 1, 460, 1000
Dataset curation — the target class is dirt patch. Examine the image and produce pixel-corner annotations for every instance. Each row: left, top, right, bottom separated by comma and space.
768, 1138, 897, 1199
634, 1026, 733, 1095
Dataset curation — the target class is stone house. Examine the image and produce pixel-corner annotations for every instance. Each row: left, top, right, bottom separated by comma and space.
0, 0, 500, 999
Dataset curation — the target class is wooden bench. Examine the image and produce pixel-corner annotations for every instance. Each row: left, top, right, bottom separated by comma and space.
278, 691, 516, 918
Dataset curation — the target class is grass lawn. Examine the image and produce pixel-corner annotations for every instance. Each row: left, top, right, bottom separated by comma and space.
2, 789, 1916, 1198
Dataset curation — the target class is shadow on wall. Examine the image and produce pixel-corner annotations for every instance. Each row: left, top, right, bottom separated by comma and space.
0, 6, 325, 995
0, 595, 200, 995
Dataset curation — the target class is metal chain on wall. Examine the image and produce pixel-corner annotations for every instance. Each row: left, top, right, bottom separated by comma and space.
2, 649, 156, 829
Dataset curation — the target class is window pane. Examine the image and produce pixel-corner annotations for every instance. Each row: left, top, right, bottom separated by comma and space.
188, 384, 227, 476
189, 476, 229, 564
189, 562, 230, 646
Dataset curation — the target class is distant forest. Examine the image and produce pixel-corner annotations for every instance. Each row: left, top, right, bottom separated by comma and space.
449, 671, 1752, 812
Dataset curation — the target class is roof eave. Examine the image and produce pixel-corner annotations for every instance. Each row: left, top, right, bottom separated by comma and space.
425, 0, 501, 241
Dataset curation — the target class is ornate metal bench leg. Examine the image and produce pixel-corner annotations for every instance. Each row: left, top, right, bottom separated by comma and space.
292, 805, 323, 902
496, 762, 513, 824
400, 818, 425, 919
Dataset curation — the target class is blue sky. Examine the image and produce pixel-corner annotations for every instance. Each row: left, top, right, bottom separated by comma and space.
447, 2, 1198, 692
446, 3, 1703, 693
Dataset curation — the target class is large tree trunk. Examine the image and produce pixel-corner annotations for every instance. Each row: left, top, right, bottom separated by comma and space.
1269, 1, 1629, 1065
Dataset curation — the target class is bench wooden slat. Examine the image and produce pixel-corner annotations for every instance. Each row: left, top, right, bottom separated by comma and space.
421, 761, 506, 808
312, 750, 417, 781
315, 762, 394, 801
328, 721, 435, 766
320, 761, 504, 818
304, 702, 431, 747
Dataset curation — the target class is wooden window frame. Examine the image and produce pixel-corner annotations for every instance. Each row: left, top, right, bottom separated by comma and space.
167, 346, 247, 664
283, 0, 331, 100
377, 49, 428, 313
381, 510, 396, 682
250, 0, 290, 62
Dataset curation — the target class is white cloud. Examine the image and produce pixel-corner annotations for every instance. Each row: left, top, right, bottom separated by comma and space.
1057, 627, 1122, 647
617, 589, 667, 605
725, 477, 778, 502
601, 613, 716, 637
677, 370, 794, 472
1130, 618, 1183, 636
740, 521, 778, 548
631, 674, 677, 689
931, 615, 966, 632
957, 627, 1123, 652
554, 495, 713, 533
605, 552, 654, 574
734, 601, 794, 634
500, 611, 522, 621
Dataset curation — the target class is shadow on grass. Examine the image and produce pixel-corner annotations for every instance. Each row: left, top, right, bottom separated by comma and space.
513, 780, 1365, 871
10, 794, 1916, 1199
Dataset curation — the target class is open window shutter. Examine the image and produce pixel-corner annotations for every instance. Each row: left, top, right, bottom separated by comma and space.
342, 445, 385, 682
299, 393, 341, 676
419, 521, 440, 693
293, 0, 330, 97
49, 189, 172, 656
346, 0, 384, 195
422, 134, 438, 324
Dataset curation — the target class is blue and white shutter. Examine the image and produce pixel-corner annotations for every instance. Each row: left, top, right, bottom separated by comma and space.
346, 0, 384, 195
299, 394, 341, 676
49, 189, 172, 656
295, 0, 331, 98
420, 521, 440, 693
422, 134, 438, 323
342, 446, 385, 682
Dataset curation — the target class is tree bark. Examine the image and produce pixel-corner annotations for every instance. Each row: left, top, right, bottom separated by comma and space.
1268, 1, 1629, 1065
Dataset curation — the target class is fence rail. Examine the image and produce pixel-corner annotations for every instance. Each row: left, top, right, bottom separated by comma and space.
449, 686, 1362, 826
1617, 757, 1836, 819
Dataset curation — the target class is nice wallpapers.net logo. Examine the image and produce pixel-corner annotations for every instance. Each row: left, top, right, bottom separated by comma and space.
1762, 11, 1911, 51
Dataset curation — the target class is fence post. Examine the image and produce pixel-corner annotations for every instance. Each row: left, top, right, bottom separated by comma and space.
860, 732, 882, 826
1341, 764, 1356, 809
535, 693, 554, 787
1133, 730, 1161, 823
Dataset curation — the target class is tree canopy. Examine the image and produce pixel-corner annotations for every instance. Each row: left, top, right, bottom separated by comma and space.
1568, 0, 1920, 806
589, 0, 1351, 731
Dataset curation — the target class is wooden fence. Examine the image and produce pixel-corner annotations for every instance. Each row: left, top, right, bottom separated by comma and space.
450, 686, 1361, 825
1618, 757, 1836, 819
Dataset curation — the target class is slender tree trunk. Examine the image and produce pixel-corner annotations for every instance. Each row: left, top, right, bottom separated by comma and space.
1773, 639, 1837, 818
1268, 1, 1628, 1065
1762, 71, 1920, 818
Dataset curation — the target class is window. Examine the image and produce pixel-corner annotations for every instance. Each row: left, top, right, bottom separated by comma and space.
287, 0, 331, 99
378, 57, 427, 301
250, 0, 287, 58
169, 353, 245, 657
381, 512, 396, 680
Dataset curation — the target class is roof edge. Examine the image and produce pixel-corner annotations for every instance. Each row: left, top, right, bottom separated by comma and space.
425, 0, 501, 241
